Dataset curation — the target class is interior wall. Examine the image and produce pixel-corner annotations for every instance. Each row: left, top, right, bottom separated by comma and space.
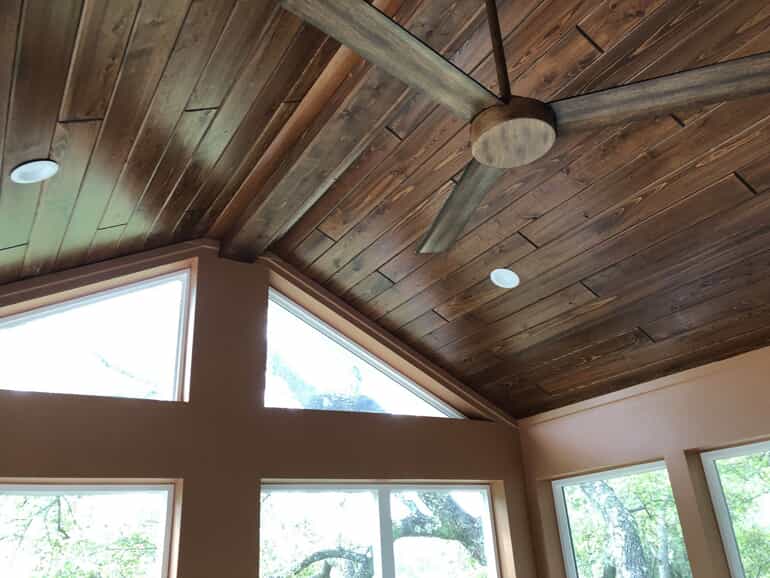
519, 345, 770, 578
0, 241, 535, 578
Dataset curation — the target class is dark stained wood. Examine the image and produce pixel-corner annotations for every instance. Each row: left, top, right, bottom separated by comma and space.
23, 121, 101, 278
59, 0, 140, 121
0, 0, 83, 250
484, 0, 512, 101
551, 51, 770, 133
54, 0, 197, 269
186, 0, 276, 110
418, 161, 505, 253
0, 0, 22, 196
280, 0, 500, 121
112, 109, 216, 255
5, 0, 770, 419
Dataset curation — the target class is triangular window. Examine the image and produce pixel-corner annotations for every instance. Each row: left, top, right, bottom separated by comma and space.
264, 290, 462, 417
0, 270, 192, 401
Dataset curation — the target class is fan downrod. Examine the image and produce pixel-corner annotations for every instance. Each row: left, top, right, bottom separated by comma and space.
471, 96, 557, 169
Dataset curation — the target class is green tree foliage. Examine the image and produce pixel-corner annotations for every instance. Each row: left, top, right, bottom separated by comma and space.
716, 450, 770, 578
564, 469, 692, 578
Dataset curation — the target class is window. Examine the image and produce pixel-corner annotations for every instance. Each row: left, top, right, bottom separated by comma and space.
553, 463, 692, 578
0, 482, 175, 578
264, 290, 461, 417
702, 440, 770, 578
0, 269, 192, 401
260, 484, 499, 578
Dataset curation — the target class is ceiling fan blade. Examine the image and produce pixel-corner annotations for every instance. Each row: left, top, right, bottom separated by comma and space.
280, 0, 500, 121
551, 51, 770, 133
418, 160, 506, 254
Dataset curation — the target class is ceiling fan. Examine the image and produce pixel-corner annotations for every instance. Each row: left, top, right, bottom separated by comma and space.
280, 0, 770, 253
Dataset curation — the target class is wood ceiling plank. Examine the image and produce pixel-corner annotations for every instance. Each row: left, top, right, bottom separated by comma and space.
563, 0, 732, 96
109, 109, 216, 256
22, 121, 101, 279
398, 310, 448, 343
540, 303, 770, 394
53, 0, 195, 269
437, 283, 597, 373
577, 0, 667, 52
436, 164, 758, 348
186, 0, 276, 110
317, 109, 466, 242
738, 152, 770, 194
203, 0, 417, 241
129, 7, 302, 248
289, 229, 336, 272
59, 0, 140, 121
379, 232, 537, 332
643, 274, 770, 342
509, 328, 652, 393
95, 0, 244, 231
366, 115, 677, 324
522, 323, 770, 416
309, 128, 472, 283
522, 95, 770, 249
327, 182, 456, 295
510, 27, 601, 101
277, 129, 401, 255
150, 102, 297, 251
86, 225, 125, 264
0, 0, 21, 247
0, 0, 82, 251
471, 190, 770, 388
186, 25, 332, 239
0, 244, 27, 285
222, 0, 488, 260
347, 271, 395, 310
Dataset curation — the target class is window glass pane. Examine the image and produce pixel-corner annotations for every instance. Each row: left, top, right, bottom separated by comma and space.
558, 465, 692, 578
260, 488, 381, 578
0, 485, 172, 578
713, 446, 770, 578
0, 271, 189, 401
265, 292, 457, 417
390, 488, 498, 578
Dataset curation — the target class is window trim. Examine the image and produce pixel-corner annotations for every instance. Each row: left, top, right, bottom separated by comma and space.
267, 289, 464, 418
0, 268, 194, 402
552, 461, 669, 578
261, 482, 500, 578
0, 481, 177, 578
702, 439, 770, 578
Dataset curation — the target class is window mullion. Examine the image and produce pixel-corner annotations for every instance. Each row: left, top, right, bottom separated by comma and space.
378, 487, 396, 578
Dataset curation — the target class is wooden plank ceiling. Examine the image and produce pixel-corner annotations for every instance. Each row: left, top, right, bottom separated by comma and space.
2, 0, 770, 418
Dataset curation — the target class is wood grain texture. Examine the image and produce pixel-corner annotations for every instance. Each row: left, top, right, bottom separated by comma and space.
552, 52, 770, 133
280, 0, 500, 120
59, 0, 140, 121
4, 0, 770, 418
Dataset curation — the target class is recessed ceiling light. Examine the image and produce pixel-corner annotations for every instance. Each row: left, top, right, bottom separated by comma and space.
10, 159, 59, 184
490, 268, 520, 289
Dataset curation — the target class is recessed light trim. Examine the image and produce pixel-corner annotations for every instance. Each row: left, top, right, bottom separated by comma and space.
10, 159, 59, 184
490, 268, 520, 289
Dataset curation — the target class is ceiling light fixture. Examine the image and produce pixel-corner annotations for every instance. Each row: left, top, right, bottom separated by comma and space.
490, 268, 520, 289
10, 160, 59, 184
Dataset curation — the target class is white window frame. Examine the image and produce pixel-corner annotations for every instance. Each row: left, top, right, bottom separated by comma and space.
0, 269, 194, 402
0, 481, 177, 578
702, 439, 770, 578
267, 289, 464, 418
552, 461, 670, 578
261, 482, 500, 578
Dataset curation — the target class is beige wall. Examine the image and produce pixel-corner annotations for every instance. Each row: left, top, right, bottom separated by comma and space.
0, 242, 535, 578
519, 346, 770, 578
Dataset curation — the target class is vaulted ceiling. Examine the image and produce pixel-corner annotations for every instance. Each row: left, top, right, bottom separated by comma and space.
2, 0, 770, 418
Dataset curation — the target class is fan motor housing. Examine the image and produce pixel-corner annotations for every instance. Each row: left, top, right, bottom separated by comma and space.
471, 97, 557, 169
